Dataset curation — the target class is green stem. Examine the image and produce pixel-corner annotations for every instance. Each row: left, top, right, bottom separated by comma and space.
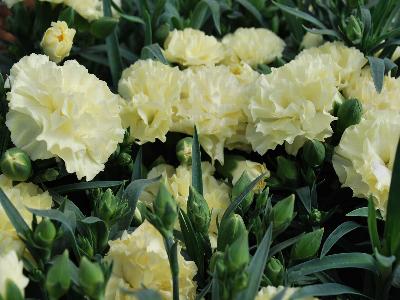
165, 236, 180, 300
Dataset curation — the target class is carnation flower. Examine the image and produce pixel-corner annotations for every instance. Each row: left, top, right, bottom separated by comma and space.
40, 21, 76, 63
6, 54, 124, 180
300, 32, 324, 49
298, 42, 367, 88
0, 175, 52, 254
222, 27, 285, 66
172, 65, 249, 163
256, 286, 317, 300
105, 220, 197, 300
0, 251, 29, 298
246, 52, 338, 155
140, 162, 231, 247
343, 68, 400, 111
332, 110, 400, 216
119, 60, 183, 144
163, 28, 225, 66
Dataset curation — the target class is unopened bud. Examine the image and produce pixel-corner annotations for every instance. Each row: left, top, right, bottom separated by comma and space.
291, 228, 324, 261
46, 251, 71, 299
78, 257, 105, 299
154, 183, 177, 232
302, 140, 325, 167
0, 148, 32, 182
265, 257, 284, 286
176, 137, 193, 165
335, 98, 363, 142
276, 156, 299, 186
272, 194, 295, 236
187, 186, 211, 235
34, 218, 56, 248
231, 171, 254, 212
217, 214, 247, 252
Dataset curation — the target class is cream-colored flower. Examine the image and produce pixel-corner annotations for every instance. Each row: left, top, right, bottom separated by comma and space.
343, 68, 400, 111
246, 52, 338, 155
163, 28, 225, 66
300, 32, 324, 49
222, 27, 285, 66
298, 42, 367, 88
6, 54, 124, 180
256, 286, 317, 300
0, 251, 29, 298
119, 60, 183, 144
140, 162, 231, 247
40, 21, 76, 63
0, 175, 52, 256
105, 220, 197, 300
332, 110, 400, 216
231, 160, 270, 193
30, 0, 120, 21
3, 0, 23, 8
172, 65, 249, 163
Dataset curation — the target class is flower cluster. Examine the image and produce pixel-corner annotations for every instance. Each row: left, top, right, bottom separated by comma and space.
6, 54, 124, 180
105, 220, 197, 300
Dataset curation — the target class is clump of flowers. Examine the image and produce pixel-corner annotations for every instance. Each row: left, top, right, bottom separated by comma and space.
222, 27, 285, 66
105, 220, 197, 300
163, 28, 225, 66
6, 54, 124, 180
333, 110, 400, 216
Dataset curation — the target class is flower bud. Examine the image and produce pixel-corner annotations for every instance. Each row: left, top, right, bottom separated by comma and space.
187, 186, 211, 235
154, 182, 177, 232
255, 187, 270, 211
224, 233, 250, 273
46, 251, 71, 299
335, 98, 363, 140
176, 137, 193, 165
209, 251, 224, 272
94, 189, 129, 225
265, 257, 284, 286
78, 257, 105, 299
345, 15, 364, 44
217, 214, 247, 252
0, 148, 32, 182
272, 194, 295, 236
231, 171, 254, 212
37, 168, 59, 182
291, 228, 324, 261
309, 208, 322, 225
234, 272, 248, 292
117, 152, 132, 166
40, 21, 75, 63
302, 140, 325, 167
77, 236, 95, 259
34, 218, 56, 248
276, 156, 299, 186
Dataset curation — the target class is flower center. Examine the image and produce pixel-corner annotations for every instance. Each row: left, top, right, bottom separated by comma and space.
57, 33, 64, 42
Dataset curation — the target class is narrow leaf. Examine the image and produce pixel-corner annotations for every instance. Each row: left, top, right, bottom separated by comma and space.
191, 1, 209, 29
131, 147, 143, 182
384, 137, 400, 258
120, 13, 145, 24
203, 0, 221, 34
367, 56, 385, 93
236, 0, 265, 26
368, 197, 382, 252
50, 181, 124, 194
236, 226, 273, 300
192, 127, 203, 195
287, 253, 378, 283
320, 221, 361, 258
291, 283, 371, 299
141, 44, 169, 64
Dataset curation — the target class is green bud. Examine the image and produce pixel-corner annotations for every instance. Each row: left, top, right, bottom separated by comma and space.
291, 228, 324, 261
265, 257, 284, 286
335, 98, 363, 140
4, 280, 24, 300
234, 272, 248, 292
90, 16, 118, 39
231, 171, 254, 212
302, 140, 325, 167
276, 156, 298, 186
46, 251, 71, 299
0, 148, 32, 182
79, 257, 105, 299
34, 218, 56, 248
94, 189, 129, 225
117, 152, 132, 166
217, 214, 247, 252
309, 208, 322, 225
209, 251, 224, 272
272, 194, 295, 236
77, 236, 95, 259
154, 182, 177, 232
38, 168, 59, 182
176, 137, 193, 165
255, 187, 270, 211
345, 15, 364, 44
187, 186, 211, 235
224, 232, 250, 273
155, 23, 171, 43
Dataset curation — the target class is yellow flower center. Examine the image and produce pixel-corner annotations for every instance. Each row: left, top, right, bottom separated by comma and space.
57, 33, 64, 42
